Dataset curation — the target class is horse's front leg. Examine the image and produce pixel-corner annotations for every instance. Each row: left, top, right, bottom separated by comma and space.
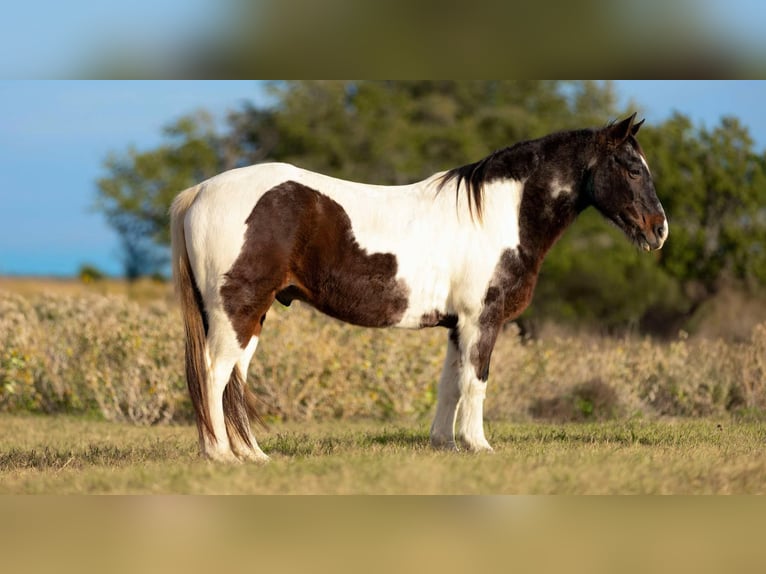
430, 320, 500, 453
456, 320, 499, 452
456, 370, 494, 452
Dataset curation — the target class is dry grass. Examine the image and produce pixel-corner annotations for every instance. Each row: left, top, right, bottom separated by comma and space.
0, 276, 173, 302
1, 285, 765, 425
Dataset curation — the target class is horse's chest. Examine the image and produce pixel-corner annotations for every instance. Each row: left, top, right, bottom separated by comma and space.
489, 249, 540, 322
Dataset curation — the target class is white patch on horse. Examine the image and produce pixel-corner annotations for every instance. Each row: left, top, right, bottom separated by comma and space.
656, 219, 669, 249
639, 152, 651, 175
550, 178, 572, 199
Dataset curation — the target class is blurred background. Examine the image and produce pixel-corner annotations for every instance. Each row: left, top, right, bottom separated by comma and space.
2, 1, 766, 78
1, 80, 765, 339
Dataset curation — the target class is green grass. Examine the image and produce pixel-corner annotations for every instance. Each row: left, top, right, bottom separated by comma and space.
1, 414, 765, 494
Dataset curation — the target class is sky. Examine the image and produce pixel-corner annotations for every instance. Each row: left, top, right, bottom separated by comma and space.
1, 80, 765, 277
0, 1, 224, 77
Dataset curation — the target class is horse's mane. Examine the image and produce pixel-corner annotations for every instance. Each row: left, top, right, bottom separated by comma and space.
437, 138, 541, 222
437, 129, 596, 222
436, 149, 506, 222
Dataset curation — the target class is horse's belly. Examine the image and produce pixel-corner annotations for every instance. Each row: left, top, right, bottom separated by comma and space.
391, 272, 454, 329
284, 261, 453, 331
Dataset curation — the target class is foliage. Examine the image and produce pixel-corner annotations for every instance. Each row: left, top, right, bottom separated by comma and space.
528, 210, 683, 332
2, 291, 765, 425
227, 80, 619, 183
640, 114, 766, 295
78, 264, 106, 283
0, 292, 185, 423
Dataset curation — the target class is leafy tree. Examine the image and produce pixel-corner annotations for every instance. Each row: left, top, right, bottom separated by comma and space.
528, 210, 682, 333
226, 80, 619, 183
639, 113, 766, 313
95, 111, 224, 279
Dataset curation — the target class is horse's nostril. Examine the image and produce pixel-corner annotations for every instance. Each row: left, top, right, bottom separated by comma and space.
655, 222, 667, 241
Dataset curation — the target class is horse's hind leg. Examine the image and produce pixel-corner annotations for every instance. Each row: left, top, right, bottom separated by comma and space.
202, 310, 246, 463
225, 335, 270, 462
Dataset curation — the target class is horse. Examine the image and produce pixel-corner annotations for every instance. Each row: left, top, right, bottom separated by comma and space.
170, 112, 668, 462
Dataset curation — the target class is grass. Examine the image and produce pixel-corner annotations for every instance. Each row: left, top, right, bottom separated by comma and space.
1, 414, 765, 494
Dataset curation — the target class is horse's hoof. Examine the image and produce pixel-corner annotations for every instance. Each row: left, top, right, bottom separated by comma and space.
458, 437, 494, 453
236, 450, 271, 464
203, 450, 243, 464
430, 437, 459, 452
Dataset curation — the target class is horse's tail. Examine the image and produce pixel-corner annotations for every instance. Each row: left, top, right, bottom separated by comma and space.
170, 185, 215, 442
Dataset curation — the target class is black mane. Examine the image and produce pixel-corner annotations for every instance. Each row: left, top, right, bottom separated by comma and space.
437, 129, 594, 221
437, 149, 504, 221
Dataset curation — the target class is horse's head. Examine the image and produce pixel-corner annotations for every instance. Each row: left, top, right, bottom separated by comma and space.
589, 113, 668, 251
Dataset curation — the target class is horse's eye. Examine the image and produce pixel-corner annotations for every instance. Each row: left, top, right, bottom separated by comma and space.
628, 168, 641, 179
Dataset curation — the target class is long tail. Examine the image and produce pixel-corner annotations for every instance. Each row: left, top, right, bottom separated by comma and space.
170, 185, 215, 443
170, 186, 265, 450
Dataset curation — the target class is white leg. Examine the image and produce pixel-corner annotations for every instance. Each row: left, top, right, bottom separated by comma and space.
203, 360, 240, 462
430, 334, 461, 450
457, 375, 493, 452
202, 313, 243, 463
451, 321, 495, 452
229, 336, 270, 462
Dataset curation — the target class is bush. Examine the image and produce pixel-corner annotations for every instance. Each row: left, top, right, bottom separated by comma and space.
529, 378, 622, 422
1, 290, 765, 424
78, 265, 106, 283
0, 292, 184, 423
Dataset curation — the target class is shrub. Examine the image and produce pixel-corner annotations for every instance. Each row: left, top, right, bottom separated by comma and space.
78, 264, 106, 283
1, 290, 765, 424
529, 378, 622, 422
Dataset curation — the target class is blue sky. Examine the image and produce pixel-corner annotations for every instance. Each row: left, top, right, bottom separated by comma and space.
1, 80, 765, 277
0, 1, 223, 77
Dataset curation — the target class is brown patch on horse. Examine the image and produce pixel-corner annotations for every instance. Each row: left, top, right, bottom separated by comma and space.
470, 249, 541, 381
221, 181, 410, 346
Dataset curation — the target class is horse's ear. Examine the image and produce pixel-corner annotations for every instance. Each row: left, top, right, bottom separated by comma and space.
631, 118, 645, 136
604, 113, 637, 146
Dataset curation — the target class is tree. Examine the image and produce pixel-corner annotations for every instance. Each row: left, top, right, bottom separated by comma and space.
527, 209, 682, 333
638, 114, 766, 319
226, 80, 619, 183
95, 111, 225, 279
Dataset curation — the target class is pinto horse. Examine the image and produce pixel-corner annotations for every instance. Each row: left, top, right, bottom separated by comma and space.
171, 113, 667, 462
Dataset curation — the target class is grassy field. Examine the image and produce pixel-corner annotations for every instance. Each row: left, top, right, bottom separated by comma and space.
1, 414, 764, 494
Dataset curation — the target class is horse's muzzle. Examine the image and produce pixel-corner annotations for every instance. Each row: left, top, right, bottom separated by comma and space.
641, 217, 668, 251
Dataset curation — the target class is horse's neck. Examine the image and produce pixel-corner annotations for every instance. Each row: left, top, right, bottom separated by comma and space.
517, 158, 590, 264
